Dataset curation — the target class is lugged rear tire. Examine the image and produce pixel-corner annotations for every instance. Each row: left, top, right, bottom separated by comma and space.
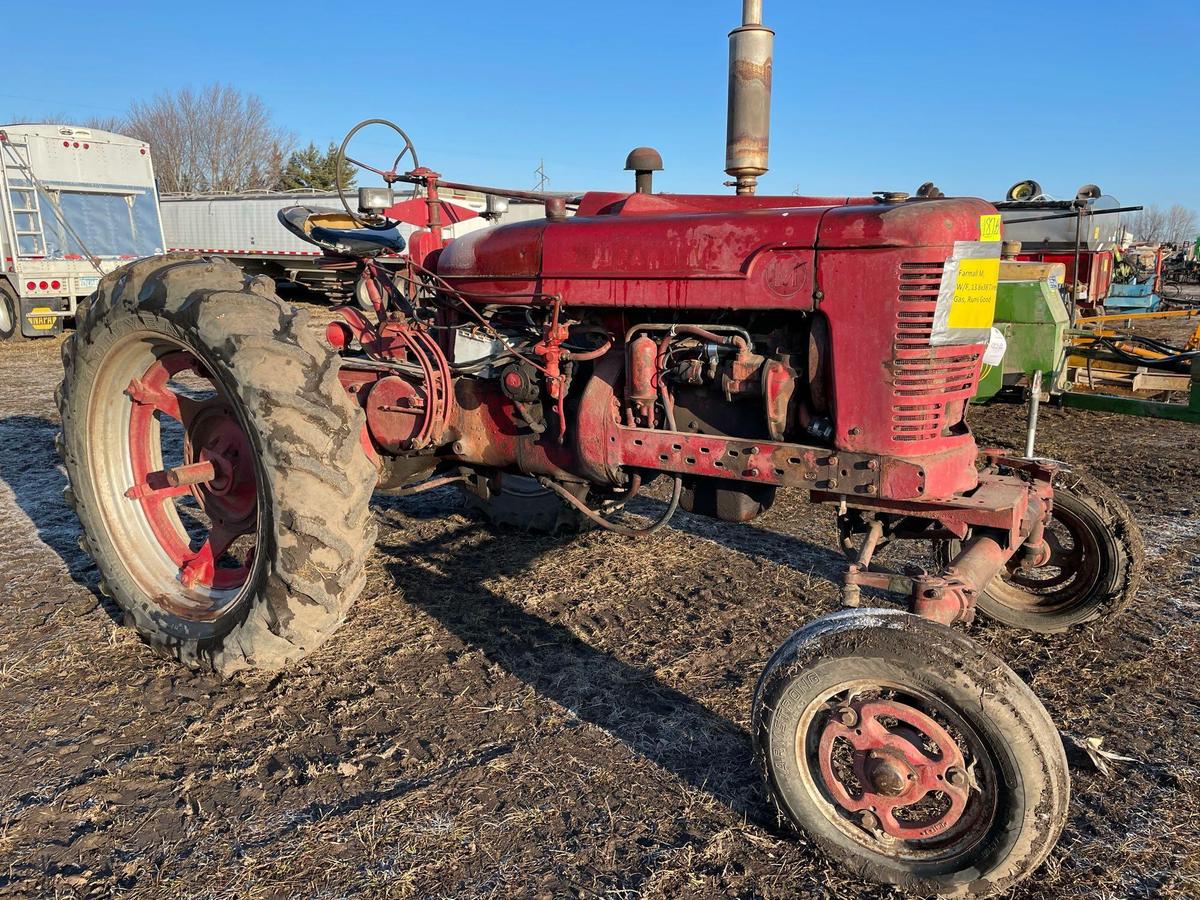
57, 254, 377, 675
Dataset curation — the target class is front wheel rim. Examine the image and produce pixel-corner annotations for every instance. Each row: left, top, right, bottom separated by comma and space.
986, 501, 1103, 614
795, 679, 999, 864
86, 331, 263, 621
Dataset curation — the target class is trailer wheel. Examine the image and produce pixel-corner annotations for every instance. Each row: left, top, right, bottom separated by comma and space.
753, 609, 1069, 898
461, 474, 590, 534
0, 282, 19, 341
937, 471, 1143, 632
57, 254, 377, 675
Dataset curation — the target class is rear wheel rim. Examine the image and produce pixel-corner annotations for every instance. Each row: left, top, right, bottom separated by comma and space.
86, 331, 263, 621
499, 474, 555, 500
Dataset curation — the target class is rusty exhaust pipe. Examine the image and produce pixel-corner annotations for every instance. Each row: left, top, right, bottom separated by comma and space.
725, 0, 774, 195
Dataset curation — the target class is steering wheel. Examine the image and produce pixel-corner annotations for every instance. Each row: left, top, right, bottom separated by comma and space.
335, 118, 421, 228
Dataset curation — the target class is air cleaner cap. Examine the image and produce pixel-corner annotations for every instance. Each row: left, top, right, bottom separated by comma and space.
624, 147, 663, 172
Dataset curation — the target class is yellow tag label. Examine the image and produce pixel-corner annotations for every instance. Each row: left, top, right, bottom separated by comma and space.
948, 258, 999, 329
979, 214, 1001, 242
27, 307, 56, 330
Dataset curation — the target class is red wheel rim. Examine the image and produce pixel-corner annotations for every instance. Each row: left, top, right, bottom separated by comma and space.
796, 681, 998, 862
125, 348, 258, 596
817, 699, 970, 840
87, 332, 262, 622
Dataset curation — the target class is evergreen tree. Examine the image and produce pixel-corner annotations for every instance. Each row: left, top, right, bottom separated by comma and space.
277, 142, 357, 191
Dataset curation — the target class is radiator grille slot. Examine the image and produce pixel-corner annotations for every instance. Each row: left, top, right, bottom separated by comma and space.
891, 261, 981, 442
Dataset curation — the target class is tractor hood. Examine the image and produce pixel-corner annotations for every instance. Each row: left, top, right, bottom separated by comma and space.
436, 191, 998, 310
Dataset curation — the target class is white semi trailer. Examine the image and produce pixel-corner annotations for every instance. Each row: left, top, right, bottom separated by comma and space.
0, 124, 165, 339
160, 189, 549, 300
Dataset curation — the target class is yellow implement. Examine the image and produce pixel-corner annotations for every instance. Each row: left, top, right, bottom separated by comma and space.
1071, 308, 1200, 358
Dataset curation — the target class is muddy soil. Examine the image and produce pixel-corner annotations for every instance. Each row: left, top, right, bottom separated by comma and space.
1, 316, 1198, 899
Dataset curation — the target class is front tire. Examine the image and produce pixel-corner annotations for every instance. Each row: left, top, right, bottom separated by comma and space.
753, 609, 1069, 898
938, 471, 1144, 632
58, 254, 377, 675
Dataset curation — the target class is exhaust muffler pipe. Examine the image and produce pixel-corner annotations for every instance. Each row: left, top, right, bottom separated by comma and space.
725, 0, 774, 195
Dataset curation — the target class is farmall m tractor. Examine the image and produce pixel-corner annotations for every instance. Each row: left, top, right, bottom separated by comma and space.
58, 3, 1142, 896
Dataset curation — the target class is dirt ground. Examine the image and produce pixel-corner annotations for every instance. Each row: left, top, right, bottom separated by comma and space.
1, 309, 1199, 899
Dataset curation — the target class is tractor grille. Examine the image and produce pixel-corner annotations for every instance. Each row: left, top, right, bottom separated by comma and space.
892, 261, 981, 442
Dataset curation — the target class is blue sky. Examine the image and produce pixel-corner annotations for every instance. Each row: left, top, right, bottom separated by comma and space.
4, 1, 1198, 210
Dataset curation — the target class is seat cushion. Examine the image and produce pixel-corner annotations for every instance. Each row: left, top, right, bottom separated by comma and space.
278, 205, 407, 258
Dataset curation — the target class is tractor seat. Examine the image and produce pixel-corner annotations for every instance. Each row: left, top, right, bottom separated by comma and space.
278, 205, 406, 258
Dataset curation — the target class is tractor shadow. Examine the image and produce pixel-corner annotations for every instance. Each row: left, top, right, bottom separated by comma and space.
0, 414, 117, 621
629, 493, 851, 588
374, 500, 784, 830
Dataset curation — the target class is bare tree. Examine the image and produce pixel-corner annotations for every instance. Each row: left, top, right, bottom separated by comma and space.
1164, 204, 1199, 246
1, 113, 127, 132
82, 115, 129, 134
122, 85, 293, 193
1127, 205, 1168, 243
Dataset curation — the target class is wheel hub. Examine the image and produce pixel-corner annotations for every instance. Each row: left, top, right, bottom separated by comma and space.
993, 499, 1103, 611
817, 699, 971, 841
184, 402, 256, 528
865, 749, 916, 796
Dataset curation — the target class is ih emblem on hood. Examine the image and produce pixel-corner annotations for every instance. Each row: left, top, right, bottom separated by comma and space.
762, 250, 810, 297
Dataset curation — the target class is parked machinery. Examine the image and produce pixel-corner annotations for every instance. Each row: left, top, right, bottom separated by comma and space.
57, 3, 1142, 896
0, 124, 165, 340
996, 180, 1143, 315
972, 250, 1069, 403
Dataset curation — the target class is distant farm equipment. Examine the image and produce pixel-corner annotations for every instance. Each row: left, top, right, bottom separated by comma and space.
0, 124, 164, 340
975, 194, 1200, 426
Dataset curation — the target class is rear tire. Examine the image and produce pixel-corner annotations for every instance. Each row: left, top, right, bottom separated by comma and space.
938, 471, 1143, 632
753, 609, 1069, 898
0, 282, 19, 341
58, 254, 377, 675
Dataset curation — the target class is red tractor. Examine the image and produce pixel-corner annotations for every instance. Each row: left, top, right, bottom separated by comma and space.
57, 3, 1141, 896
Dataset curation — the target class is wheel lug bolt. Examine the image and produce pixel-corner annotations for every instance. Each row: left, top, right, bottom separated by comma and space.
946, 767, 967, 788
836, 706, 858, 727
859, 810, 879, 831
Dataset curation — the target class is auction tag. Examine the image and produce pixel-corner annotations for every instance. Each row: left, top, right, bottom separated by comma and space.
932, 240, 1001, 346
979, 214, 1001, 242
948, 257, 1000, 329
982, 327, 1007, 366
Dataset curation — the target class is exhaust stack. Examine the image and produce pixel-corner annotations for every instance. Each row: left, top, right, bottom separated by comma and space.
725, 0, 774, 195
